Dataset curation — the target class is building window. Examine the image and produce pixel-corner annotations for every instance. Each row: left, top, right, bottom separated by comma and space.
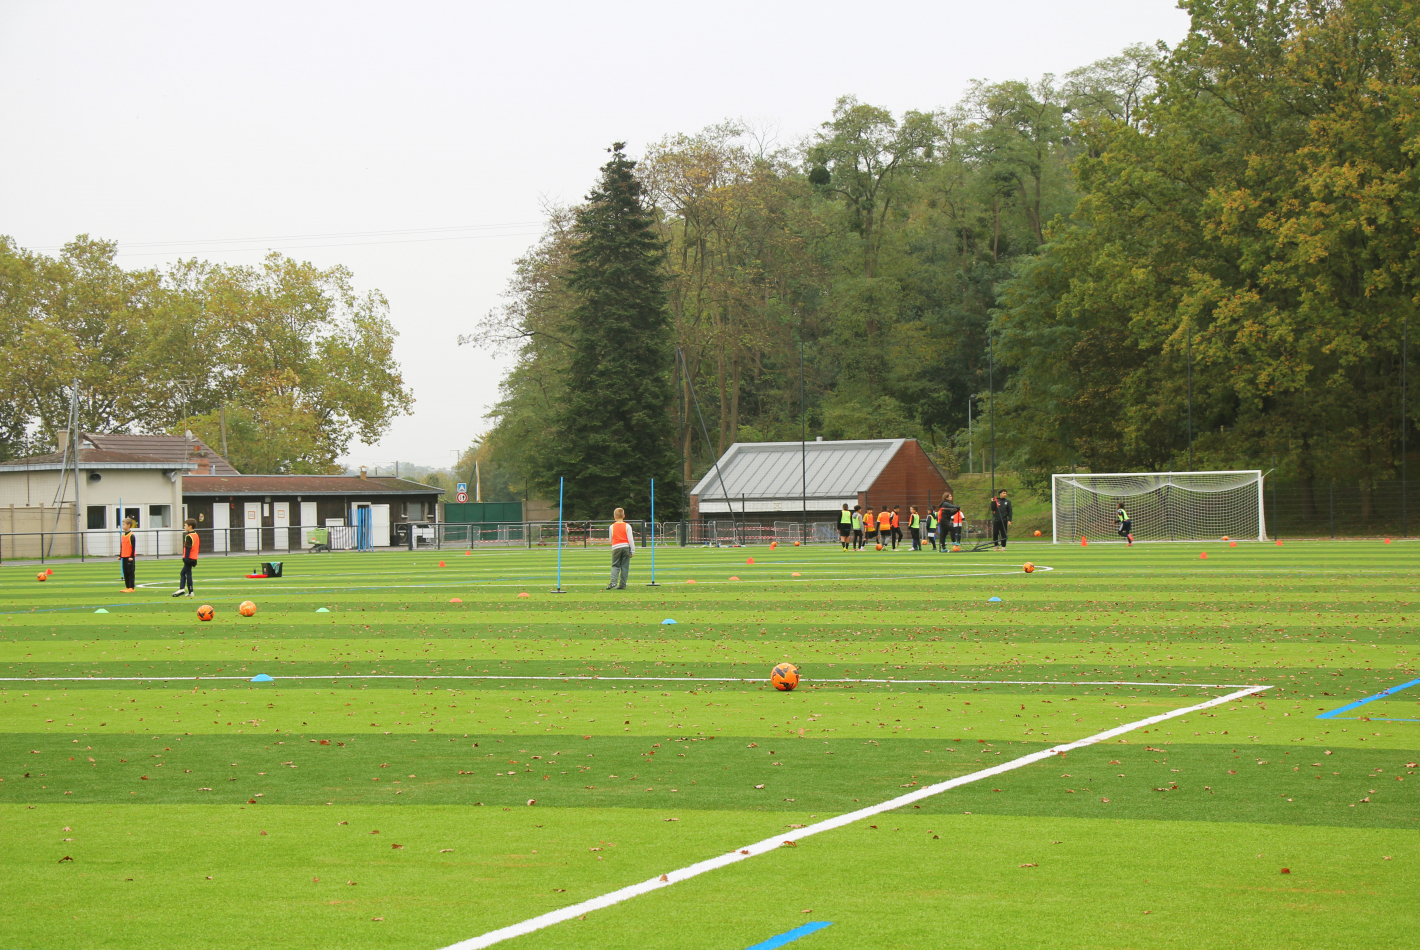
148, 505, 171, 528
87, 506, 107, 530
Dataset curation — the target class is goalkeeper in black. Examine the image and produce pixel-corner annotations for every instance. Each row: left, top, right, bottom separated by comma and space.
1116, 501, 1134, 545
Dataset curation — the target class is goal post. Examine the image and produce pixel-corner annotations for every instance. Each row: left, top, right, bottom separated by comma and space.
1051, 470, 1266, 543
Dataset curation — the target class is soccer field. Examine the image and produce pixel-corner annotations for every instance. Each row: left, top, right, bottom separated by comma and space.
2, 541, 1417, 950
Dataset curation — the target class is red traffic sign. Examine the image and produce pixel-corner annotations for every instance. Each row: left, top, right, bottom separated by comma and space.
456, 491, 468, 503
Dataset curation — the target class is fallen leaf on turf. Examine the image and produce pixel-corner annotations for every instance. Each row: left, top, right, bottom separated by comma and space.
391, 844, 403, 849
754, 784, 764, 789
371, 917, 384, 922
440, 849, 454, 853
659, 874, 668, 882
58, 856, 73, 862
1019, 863, 1038, 868
1280, 868, 1290, 874
347, 881, 356, 886
740, 850, 749, 855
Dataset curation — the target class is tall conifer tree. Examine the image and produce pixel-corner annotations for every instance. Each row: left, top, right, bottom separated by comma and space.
551, 143, 680, 519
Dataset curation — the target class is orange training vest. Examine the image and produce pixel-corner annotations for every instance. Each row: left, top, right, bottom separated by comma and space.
611, 522, 630, 546
891, 513, 900, 528
187, 531, 200, 559
120, 532, 135, 558
877, 513, 890, 529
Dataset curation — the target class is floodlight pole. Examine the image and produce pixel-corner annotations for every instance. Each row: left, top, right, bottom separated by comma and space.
989, 331, 996, 496
1403, 313, 1408, 538
1187, 320, 1194, 472
647, 478, 659, 586
800, 340, 807, 543
550, 476, 566, 593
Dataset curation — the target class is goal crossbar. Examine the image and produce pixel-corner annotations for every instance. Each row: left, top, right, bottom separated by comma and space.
1051, 470, 1266, 543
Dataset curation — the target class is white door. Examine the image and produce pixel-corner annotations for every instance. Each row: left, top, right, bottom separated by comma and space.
211, 503, 229, 552
244, 502, 261, 551
272, 502, 290, 550
300, 502, 318, 547
371, 504, 390, 547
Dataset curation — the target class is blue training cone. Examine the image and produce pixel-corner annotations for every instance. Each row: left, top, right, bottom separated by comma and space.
988, 596, 1002, 603
316, 607, 330, 613
661, 618, 677, 625
251, 673, 274, 682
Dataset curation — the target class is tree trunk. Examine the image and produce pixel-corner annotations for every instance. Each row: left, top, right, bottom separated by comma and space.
992, 196, 1001, 264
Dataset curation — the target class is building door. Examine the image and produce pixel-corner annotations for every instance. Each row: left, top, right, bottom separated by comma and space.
272, 502, 290, 550
301, 502, 318, 547
371, 504, 390, 547
244, 503, 261, 551
211, 503, 229, 552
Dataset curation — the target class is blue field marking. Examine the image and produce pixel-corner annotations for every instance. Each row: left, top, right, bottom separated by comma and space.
745, 921, 832, 950
1317, 677, 1420, 722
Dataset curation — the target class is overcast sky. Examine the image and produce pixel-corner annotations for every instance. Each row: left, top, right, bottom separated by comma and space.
0, 0, 1191, 471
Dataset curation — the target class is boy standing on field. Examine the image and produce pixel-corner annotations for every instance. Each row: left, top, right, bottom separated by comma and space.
605, 508, 635, 590
838, 504, 853, 550
991, 489, 1013, 549
890, 506, 903, 549
851, 505, 864, 550
173, 518, 199, 597
118, 518, 137, 591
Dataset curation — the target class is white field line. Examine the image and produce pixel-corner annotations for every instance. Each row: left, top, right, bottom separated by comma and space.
0, 675, 1260, 688
439, 683, 1269, 950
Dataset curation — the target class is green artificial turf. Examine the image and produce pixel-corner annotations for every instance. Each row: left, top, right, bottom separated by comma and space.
0, 540, 1416, 950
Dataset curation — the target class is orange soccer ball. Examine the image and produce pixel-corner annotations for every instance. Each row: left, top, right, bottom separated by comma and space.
793, 541, 801, 547
875, 543, 883, 551
36, 572, 46, 582
1222, 535, 1230, 541
1034, 530, 1042, 537
197, 604, 215, 621
1023, 562, 1035, 573
951, 544, 961, 552
770, 541, 778, 549
770, 662, 799, 692
238, 601, 257, 617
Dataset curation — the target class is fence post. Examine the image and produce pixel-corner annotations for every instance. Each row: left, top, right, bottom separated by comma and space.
40, 532, 44, 564
1330, 481, 1335, 539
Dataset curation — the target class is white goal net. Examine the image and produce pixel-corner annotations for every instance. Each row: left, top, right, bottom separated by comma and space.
1052, 471, 1266, 543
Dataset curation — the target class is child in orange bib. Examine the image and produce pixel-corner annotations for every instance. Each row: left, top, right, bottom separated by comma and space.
606, 508, 635, 590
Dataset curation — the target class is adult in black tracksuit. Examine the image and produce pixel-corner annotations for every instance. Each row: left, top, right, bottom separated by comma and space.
990, 490, 1013, 549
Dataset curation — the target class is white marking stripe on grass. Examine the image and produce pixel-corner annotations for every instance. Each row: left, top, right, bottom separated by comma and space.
439, 683, 1271, 950
0, 675, 1261, 689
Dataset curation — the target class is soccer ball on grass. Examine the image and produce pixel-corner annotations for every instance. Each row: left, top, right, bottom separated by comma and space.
770, 662, 799, 691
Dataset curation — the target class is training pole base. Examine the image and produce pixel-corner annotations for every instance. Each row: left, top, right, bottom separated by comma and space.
549, 588, 567, 594
646, 582, 660, 587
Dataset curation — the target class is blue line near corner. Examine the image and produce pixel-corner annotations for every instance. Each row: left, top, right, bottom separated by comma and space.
1317, 677, 1420, 720
745, 921, 832, 950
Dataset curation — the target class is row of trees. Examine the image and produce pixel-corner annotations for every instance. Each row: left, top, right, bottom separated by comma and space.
471, 0, 1417, 513
0, 237, 413, 472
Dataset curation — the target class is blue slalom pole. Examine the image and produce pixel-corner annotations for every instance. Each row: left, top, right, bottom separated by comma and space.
551, 476, 565, 593
648, 478, 659, 586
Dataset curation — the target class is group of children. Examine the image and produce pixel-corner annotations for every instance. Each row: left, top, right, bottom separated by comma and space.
837, 496, 966, 552
113, 517, 202, 595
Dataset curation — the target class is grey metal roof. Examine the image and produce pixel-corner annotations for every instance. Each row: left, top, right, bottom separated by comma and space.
690, 439, 906, 503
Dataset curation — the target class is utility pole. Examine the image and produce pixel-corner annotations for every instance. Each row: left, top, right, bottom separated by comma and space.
220, 404, 229, 458
1404, 313, 1409, 537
